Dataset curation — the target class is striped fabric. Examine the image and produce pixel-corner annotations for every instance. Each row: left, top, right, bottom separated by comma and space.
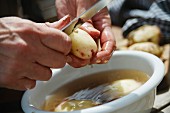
108, 0, 170, 45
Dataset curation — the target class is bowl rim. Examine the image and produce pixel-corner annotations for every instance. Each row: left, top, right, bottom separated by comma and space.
21, 51, 165, 113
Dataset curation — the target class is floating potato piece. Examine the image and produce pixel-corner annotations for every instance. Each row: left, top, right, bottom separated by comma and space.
108, 79, 142, 98
54, 100, 96, 112
127, 25, 161, 45
69, 28, 97, 59
43, 95, 63, 111
128, 42, 163, 57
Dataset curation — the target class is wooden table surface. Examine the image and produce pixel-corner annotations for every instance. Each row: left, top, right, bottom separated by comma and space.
151, 70, 170, 113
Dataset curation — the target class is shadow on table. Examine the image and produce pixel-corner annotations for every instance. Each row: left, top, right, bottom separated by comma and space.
151, 108, 164, 113
157, 53, 170, 95
157, 76, 170, 95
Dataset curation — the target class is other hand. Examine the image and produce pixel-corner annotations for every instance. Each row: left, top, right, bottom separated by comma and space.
56, 0, 116, 68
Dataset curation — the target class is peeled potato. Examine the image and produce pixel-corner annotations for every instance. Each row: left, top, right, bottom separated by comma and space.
54, 100, 96, 112
108, 79, 142, 98
69, 28, 97, 59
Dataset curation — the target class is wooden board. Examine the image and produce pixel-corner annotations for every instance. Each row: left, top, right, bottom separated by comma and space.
151, 85, 170, 113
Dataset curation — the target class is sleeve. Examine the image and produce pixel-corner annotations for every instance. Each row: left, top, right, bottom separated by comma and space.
21, 0, 57, 22
108, 0, 170, 45
108, 0, 154, 26
0, 0, 19, 17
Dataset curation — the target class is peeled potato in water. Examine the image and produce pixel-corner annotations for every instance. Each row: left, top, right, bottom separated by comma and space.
108, 79, 142, 98
69, 28, 98, 59
54, 100, 96, 112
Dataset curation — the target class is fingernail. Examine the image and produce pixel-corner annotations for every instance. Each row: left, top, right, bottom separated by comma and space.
104, 60, 108, 63
51, 15, 71, 29
67, 56, 72, 63
96, 59, 101, 63
63, 15, 70, 20
25, 84, 32, 90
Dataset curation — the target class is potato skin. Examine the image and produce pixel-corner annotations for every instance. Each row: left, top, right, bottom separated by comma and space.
69, 28, 97, 59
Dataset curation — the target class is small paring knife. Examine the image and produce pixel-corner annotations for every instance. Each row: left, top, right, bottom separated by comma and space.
61, 0, 115, 35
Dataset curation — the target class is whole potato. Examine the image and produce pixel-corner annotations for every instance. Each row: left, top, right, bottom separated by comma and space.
69, 28, 98, 59
128, 42, 163, 57
127, 25, 161, 45
109, 79, 142, 98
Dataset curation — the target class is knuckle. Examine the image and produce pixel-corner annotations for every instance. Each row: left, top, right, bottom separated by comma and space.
11, 34, 30, 58
19, 22, 35, 32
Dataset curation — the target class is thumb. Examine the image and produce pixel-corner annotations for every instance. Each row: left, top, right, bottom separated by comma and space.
46, 15, 71, 30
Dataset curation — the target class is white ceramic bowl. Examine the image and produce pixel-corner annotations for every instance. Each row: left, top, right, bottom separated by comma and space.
21, 51, 165, 113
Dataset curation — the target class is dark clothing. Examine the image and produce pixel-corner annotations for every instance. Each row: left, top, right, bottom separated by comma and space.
0, 0, 18, 17
108, 0, 170, 44
0, 0, 57, 22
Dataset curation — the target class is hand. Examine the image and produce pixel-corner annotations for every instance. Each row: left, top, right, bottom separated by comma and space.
56, 0, 116, 68
0, 16, 71, 90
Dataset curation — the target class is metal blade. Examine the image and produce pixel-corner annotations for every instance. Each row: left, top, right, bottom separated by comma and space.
80, 0, 114, 21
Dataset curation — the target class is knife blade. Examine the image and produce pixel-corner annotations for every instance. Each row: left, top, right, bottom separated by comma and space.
61, 0, 114, 35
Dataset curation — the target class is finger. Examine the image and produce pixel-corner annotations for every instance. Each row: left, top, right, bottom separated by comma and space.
0, 76, 36, 91
45, 15, 71, 30
67, 54, 90, 68
100, 27, 116, 52
39, 27, 72, 55
36, 45, 67, 68
80, 22, 100, 39
56, 0, 77, 20
91, 53, 112, 64
21, 78, 36, 90
91, 27, 116, 64
24, 62, 52, 81
92, 7, 111, 31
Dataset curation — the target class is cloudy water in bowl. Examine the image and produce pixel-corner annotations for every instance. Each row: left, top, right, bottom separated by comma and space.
41, 69, 149, 112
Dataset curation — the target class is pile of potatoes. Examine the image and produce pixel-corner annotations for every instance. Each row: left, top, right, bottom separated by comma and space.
123, 25, 163, 57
